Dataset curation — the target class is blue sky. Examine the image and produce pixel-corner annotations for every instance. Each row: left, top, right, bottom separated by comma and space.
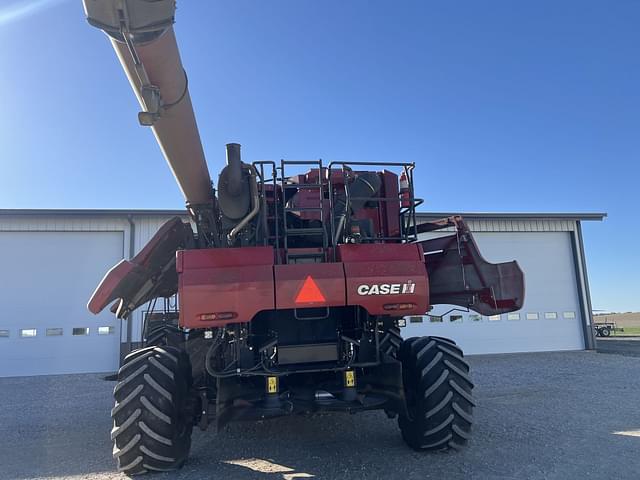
0, 0, 638, 311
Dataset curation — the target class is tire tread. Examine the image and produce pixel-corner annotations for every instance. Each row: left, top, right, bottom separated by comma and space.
398, 336, 474, 451
111, 345, 192, 475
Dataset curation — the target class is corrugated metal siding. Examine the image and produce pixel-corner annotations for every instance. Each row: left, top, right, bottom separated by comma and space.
421, 219, 576, 233
0, 214, 577, 249
131, 215, 190, 255
0, 215, 128, 232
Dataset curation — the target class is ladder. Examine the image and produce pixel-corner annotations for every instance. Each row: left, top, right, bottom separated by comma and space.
253, 161, 281, 253
280, 159, 329, 264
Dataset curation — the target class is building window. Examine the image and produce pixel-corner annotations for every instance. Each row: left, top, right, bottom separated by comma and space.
450, 315, 463, 323
507, 313, 520, 321
429, 315, 443, 323
409, 316, 423, 323
469, 314, 482, 322
545, 312, 558, 320
20, 329, 37, 338
46, 328, 63, 336
526, 313, 539, 320
72, 327, 90, 336
488, 315, 501, 321
98, 326, 115, 335
563, 311, 576, 319
0, 329, 9, 338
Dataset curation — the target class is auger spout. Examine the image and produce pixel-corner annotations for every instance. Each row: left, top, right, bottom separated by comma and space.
83, 0, 213, 205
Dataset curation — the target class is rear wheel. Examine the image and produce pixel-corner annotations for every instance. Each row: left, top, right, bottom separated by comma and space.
601, 327, 611, 337
380, 326, 403, 358
144, 324, 184, 348
111, 346, 193, 475
398, 336, 474, 450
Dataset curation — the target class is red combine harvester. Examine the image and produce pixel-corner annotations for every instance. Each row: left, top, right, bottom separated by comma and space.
83, 1, 524, 475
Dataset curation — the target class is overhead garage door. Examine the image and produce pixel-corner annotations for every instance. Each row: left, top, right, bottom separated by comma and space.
403, 232, 585, 354
0, 231, 124, 376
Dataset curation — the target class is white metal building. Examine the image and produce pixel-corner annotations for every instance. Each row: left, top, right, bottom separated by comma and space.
0, 209, 604, 377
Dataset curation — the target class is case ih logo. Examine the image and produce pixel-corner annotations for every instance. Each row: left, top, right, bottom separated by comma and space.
357, 281, 415, 296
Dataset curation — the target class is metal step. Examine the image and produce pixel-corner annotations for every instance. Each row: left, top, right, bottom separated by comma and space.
283, 183, 322, 189
284, 207, 324, 212
287, 251, 325, 259
285, 228, 325, 236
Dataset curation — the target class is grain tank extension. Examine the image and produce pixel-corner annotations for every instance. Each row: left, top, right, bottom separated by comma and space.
83, 1, 524, 475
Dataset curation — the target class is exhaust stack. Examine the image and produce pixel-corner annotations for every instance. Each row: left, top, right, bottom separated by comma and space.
224, 143, 243, 197
83, 0, 213, 205
217, 143, 251, 221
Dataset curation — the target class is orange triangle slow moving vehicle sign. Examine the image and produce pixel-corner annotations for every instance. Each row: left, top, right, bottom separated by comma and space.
295, 275, 326, 304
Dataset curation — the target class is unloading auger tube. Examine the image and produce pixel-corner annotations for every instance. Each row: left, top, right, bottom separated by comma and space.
82, 0, 212, 206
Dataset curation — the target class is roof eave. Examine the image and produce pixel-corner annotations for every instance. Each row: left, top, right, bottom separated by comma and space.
0, 209, 607, 222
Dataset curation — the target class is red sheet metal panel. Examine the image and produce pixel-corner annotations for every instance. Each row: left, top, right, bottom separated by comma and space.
274, 263, 346, 310
339, 243, 429, 316
88, 216, 192, 317
177, 247, 274, 328
87, 260, 135, 315
177, 245, 273, 270
337, 243, 423, 262
177, 243, 427, 326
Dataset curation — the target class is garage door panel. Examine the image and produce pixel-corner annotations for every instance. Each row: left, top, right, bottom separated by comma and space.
405, 318, 583, 354
1, 333, 120, 376
0, 231, 124, 377
405, 232, 584, 354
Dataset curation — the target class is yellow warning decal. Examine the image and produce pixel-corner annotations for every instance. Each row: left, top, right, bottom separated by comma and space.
267, 376, 278, 394
345, 370, 355, 387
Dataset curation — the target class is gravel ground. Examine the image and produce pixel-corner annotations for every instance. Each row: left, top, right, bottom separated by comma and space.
1, 350, 639, 480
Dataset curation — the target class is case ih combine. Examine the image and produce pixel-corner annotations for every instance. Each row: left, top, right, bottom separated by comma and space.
83, 1, 524, 475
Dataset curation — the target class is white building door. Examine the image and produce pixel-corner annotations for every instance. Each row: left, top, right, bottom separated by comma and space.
403, 232, 585, 354
0, 231, 124, 376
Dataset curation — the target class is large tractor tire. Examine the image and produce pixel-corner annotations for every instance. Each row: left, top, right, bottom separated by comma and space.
111, 346, 193, 475
380, 326, 403, 359
144, 324, 184, 349
398, 336, 474, 451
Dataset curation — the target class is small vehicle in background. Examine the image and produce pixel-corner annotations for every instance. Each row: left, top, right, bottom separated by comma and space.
594, 321, 619, 337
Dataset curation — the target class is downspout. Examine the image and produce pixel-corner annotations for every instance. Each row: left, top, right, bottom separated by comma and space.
577, 221, 596, 349
570, 220, 595, 350
127, 214, 136, 259
124, 215, 136, 362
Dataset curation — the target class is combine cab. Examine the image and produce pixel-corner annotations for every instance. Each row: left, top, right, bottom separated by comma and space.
83, 1, 524, 475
